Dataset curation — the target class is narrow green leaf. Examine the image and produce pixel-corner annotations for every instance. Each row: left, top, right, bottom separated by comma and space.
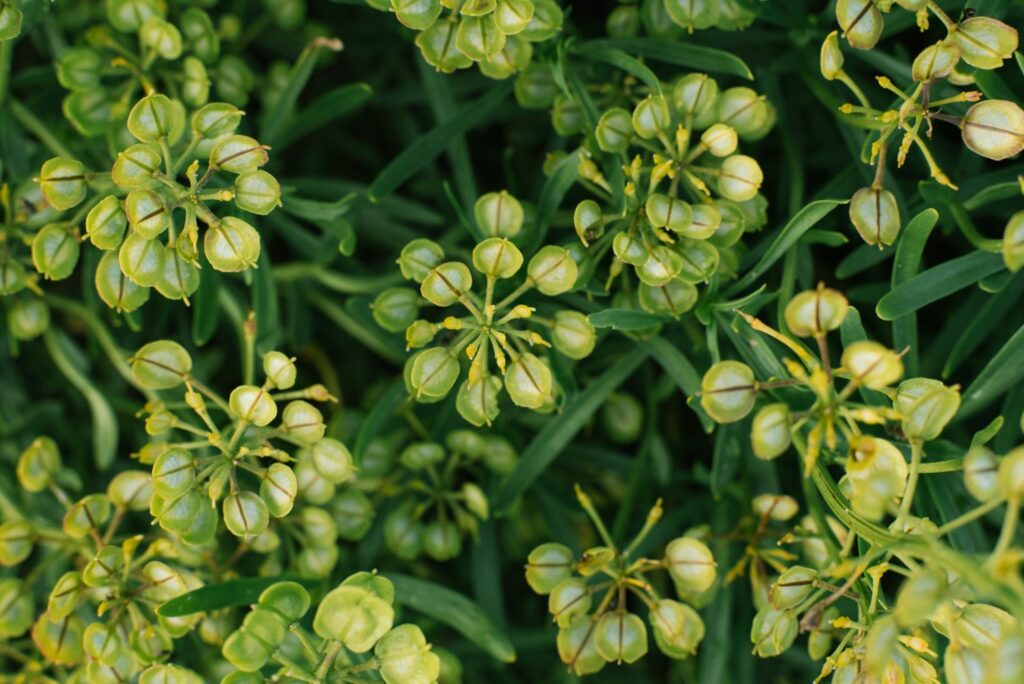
711, 422, 743, 499
970, 416, 1004, 449
876, 251, 1006, 321
420, 60, 478, 211
728, 199, 847, 295
836, 243, 892, 280
638, 335, 714, 431
253, 249, 280, 355
306, 291, 405, 365
522, 148, 580, 253
493, 347, 648, 513
353, 379, 406, 461
281, 192, 357, 222
582, 37, 753, 80
571, 43, 663, 94
388, 574, 516, 663
960, 323, 1024, 419
588, 308, 671, 330
368, 82, 512, 201
158, 576, 317, 617
973, 69, 1018, 102
944, 271, 1024, 377
260, 38, 341, 145
274, 83, 373, 151
890, 209, 939, 376
43, 330, 117, 470
191, 252, 220, 346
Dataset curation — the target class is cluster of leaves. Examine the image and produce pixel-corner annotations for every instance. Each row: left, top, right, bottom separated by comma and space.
2, 0, 1024, 683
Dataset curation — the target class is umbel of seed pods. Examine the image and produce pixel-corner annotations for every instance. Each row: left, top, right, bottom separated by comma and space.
824, 4, 1022, 250
34, 93, 279, 312
554, 69, 770, 317
372, 191, 596, 425
524, 487, 717, 675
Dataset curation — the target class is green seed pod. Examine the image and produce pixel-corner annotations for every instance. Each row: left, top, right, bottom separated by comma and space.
399, 239, 445, 282
261, 580, 312, 622
769, 566, 817, 610
112, 143, 162, 188
260, 463, 297, 518
139, 17, 182, 60
480, 37, 533, 79
229, 385, 277, 426
263, 351, 296, 389
384, 506, 425, 559
701, 123, 738, 157
456, 375, 502, 427
461, 482, 489, 519
688, 202, 722, 239
595, 107, 634, 153
38, 158, 87, 211
552, 619, 604, 678
0, 520, 33, 566
456, 15, 506, 62
577, 546, 614, 577
223, 491, 270, 539
127, 93, 182, 142
155, 246, 200, 301
423, 519, 462, 561
96, 251, 150, 312
63, 493, 111, 539
124, 189, 169, 239
233, 170, 281, 216
752, 493, 799, 521
375, 624, 441, 684
601, 393, 643, 444
986, 630, 1024, 684
31, 224, 80, 281
475, 191, 524, 238
673, 73, 718, 119
472, 237, 523, 278
638, 276, 698, 317
595, 611, 648, 664
222, 628, 272, 672
152, 447, 195, 500
392, 0, 442, 31
119, 232, 164, 287
132, 340, 192, 389
665, 537, 716, 593
961, 100, 1024, 161
894, 568, 946, 627
16, 436, 62, 492
784, 287, 848, 338
0, 3, 23, 41
156, 489, 202, 533
716, 87, 768, 139
612, 231, 647, 266
446, 429, 488, 458
751, 403, 791, 460
650, 598, 704, 659
551, 310, 596, 360
205, 216, 260, 271
519, 0, 562, 41
85, 195, 127, 250
835, 0, 882, 50
1003, 211, 1024, 272
181, 57, 210, 107
664, 0, 719, 31
461, 0, 497, 17
675, 239, 719, 283
820, 31, 844, 80
494, 0, 534, 34
192, 102, 244, 139
550, 93, 583, 136
700, 360, 756, 423
845, 435, 908, 521
893, 378, 960, 441
83, 545, 124, 587
750, 608, 797, 658
313, 574, 396, 652
0, 257, 27, 296
998, 446, 1024, 499
963, 446, 1000, 502
0, 578, 33, 638
505, 352, 552, 408
525, 542, 574, 594
946, 644, 986, 684
952, 17, 1018, 70
842, 340, 903, 389
718, 154, 763, 202
573, 199, 604, 245
107, 469, 153, 511
632, 95, 671, 140
298, 506, 339, 548
280, 400, 325, 444
421, 262, 473, 306
514, 62, 558, 109
646, 194, 693, 233
912, 40, 961, 82
409, 347, 460, 399
400, 442, 445, 470
210, 135, 269, 173
180, 8, 220, 63
47, 571, 83, 619
607, 3, 640, 36
528, 245, 577, 294
32, 612, 85, 666
296, 456, 334, 504
57, 47, 102, 90
215, 55, 256, 107
311, 437, 355, 483
955, 603, 1016, 652
417, 20, 472, 72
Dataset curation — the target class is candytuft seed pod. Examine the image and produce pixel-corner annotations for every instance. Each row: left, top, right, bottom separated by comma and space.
952, 17, 1018, 70
632, 95, 671, 140
399, 239, 445, 282
998, 446, 1024, 499
38, 158, 87, 210
313, 573, 396, 652
474, 191, 524, 237
192, 102, 243, 138
820, 31, 843, 80
700, 360, 756, 423
112, 143, 162, 188
229, 385, 277, 426
376, 624, 441, 684
393, 0, 442, 30
638, 276, 698, 317
673, 73, 718, 119
119, 232, 165, 287
701, 123, 738, 157
505, 352, 553, 408
311, 438, 355, 483
456, 15, 506, 62
718, 154, 763, 202
912, 41, 961, 82
845, 435, 909, 521
7, 297, 50, 341
95, 251, 150, 312
32, 612, 85, 666
751, 404, 791, 460
595, 612, 648, 664
495, 0, 535, 34
548, 577, 591, 626
280, 401, 325, 443
1003, 211, 1024, 272
769, 566, 817, 610
472, 237, 523, 278
894, 568, 946, 627
752, 493, 799, 521
127, 93, 183, 142
664, 0, 719, 32
716, 87, 768, 138
784, 287, 848, 337
842, 340, 903, 389
595, 107, 634, 153
963, 446, 1000, 502
85, 195, 127, 249
955, 604, 1016, 652
210, 135, 269, 173
573, 199, 604, 244
0, 578, 32, 638
849, 186, 900, 248
0, 4, 23, 41
152, 447, 194, 500
63, 494, 111, 539
514, 62, 558, 109
263, 351, 297, 390
646, 194, 693, 234
750, 608, 798, 657
400, 442, 445, 470
961, 100, 1024, 161
32, 224, 80, 281
665, 537, 716, 592
527, 245, 577, 294
205, 216, 260, 271
223, 491, 270, 539
551, 310, 596, 359
125, 189, 169, 239
650, 598, 704, 659
894, 378, 960, 441
260, 463, 297, 518
372, 287, 420, 333
835, 0, 882, 50
234, 170, 281, 215
557, 616, 605, 675
456, 375, 502, 427
526, 542, 574, 594
423, 519, 461, 561
17, 437, 62, 492
0, 519, 33, 566
132, 340, 192, 389
421, 262, 472, 306
409, 347, 460, 399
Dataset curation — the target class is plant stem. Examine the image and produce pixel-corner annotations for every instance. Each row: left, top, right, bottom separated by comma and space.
9, 99, 77, 159
894, 440, 922, 528
992, 496, 1020, 558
